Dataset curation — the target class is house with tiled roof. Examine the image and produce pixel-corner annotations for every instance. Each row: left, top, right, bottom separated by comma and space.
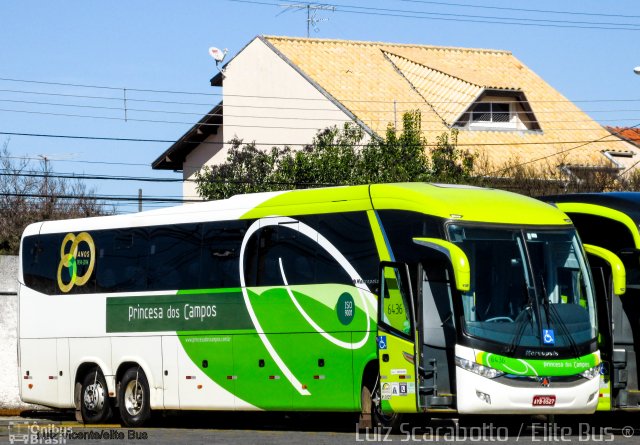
606, 126, 640, 148
152, 36, 640, 198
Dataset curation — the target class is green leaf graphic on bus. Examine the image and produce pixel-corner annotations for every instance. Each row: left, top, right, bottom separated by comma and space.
179, 216, 377, 409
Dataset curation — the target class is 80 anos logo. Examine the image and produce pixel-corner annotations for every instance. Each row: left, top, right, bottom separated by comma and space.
57, 232, 96, 293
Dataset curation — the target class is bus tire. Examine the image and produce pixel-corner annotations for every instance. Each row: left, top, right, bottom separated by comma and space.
118, 367, 151, 427
80, 368, 112, 424
364, 380, 403, 430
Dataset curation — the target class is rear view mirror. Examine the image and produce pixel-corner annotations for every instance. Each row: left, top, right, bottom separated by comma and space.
412, 237, 471, 292
584, 244, 626, 295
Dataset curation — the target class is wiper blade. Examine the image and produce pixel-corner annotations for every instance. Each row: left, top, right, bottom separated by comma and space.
538, 274, 580, 358
508, 286, 536, 355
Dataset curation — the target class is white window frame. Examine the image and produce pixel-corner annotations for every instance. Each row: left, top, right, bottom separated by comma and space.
468, 102, 517, 130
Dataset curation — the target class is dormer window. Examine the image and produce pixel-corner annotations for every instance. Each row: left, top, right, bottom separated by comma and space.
471, 102, 511, 124
454, 90, 541, 132
466, 101, 519, 130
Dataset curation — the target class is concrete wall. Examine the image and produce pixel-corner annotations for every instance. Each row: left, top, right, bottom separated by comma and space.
0, 255, 36, 411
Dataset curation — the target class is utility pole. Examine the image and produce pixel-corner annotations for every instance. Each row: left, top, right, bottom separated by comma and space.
38, 155, 52, 213
280, 3, 335, 37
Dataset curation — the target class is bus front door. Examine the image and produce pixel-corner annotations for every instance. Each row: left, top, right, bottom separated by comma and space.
377, 262, 420, 414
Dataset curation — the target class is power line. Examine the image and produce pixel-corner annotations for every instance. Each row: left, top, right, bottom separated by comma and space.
228, 0, 640, 30
2, 104, 640, 129
4, 97, 640, 119
0, 77, 214, 96
0, 192, 198, 203
397, 0, 640, 20
0, 170, 191, 183
0, 88, 215, 106
0, 131, 173, 144
0, 107, 335, 130
0, 167, 337, 188
3, 79, 640, 106
0, 154, 152, 167
333, 1, 640, 28
491, 122, 640, 175
1, 130, 636, 148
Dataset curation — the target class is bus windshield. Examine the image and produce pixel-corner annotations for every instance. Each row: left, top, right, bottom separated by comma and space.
448, 225, 597, 351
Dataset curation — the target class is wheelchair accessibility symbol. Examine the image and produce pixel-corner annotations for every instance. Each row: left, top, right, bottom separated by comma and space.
377, 335, 387, 350
543, 329, 555, 345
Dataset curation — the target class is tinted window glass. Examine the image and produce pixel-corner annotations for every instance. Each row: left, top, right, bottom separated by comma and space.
567, 212, 640, 286
378, 210, 443, 264
96, 228, 148, 292
202, 220, 249, 289
244, 215, 373, 288
23, 232, 98, 295
255, 222, 353, 287
256, 223, 313, 286
148, 224, 202, 291
301, 212, 378, 288
22, 234, 61, 295
243, 227, 260, 287
567, 213, 634, 252
22, 213, 378, 295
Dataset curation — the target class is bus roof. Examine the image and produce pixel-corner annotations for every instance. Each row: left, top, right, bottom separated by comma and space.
544, 192, 640, 225
30, 183, 569, 235
242, 183, 569, 226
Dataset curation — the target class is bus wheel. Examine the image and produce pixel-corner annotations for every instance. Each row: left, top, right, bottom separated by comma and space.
80, 368, 112, 423
118, 367, 150, 427
370, 382, 402, 430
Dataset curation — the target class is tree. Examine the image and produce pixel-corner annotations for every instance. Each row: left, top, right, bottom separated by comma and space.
196, 110, 475, 200
0, 141, 111, 255
361, 110, 433, 183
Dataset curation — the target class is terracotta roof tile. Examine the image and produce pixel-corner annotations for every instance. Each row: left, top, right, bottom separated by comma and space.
606, 126, 640, 146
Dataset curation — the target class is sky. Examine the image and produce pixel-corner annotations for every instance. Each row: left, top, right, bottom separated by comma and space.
1, 0, 639, 213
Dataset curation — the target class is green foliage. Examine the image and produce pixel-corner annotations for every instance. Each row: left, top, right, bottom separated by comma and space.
431, 129, 475, 183
195, 110, 475, 200
362, 110, 432, 183
195, 140, 290, 199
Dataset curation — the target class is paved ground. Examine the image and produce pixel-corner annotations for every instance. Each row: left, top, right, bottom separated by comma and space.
0, 410, 638, 444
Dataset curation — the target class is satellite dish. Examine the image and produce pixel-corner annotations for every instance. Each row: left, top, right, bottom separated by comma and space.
209, 47, 227, 63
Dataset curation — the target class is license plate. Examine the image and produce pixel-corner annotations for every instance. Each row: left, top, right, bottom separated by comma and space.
532, 395, 556, 406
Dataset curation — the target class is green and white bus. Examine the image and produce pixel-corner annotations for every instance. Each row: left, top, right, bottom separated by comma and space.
18, 183, 604, 427
544, 192, 640, 411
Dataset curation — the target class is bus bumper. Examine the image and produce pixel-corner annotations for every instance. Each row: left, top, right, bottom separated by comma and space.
456, 367, 600, 414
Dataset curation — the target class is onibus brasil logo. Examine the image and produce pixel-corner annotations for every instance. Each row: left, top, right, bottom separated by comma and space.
57, 232, 95, 293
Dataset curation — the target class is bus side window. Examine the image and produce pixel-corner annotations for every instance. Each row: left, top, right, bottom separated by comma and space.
24, 233, 97, 295
148, 224, 202, 291
202, 220, 248, 289
96, 229, 148, 292
253, 224, 316, 287
22, 235, 58, 295
303, 212, 378, 288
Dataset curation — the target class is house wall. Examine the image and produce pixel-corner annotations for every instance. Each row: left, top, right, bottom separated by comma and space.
223, 38, 352, 149
182, 131, 224, 199
182, 37, 352, 198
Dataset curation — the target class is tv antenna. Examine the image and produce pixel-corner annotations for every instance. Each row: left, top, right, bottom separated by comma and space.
209, 46, 228, 78
279, 3, 335, 37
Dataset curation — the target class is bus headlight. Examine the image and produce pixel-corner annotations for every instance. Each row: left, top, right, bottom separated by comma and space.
579, 365, 601, 380
455, 357, 505, 379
